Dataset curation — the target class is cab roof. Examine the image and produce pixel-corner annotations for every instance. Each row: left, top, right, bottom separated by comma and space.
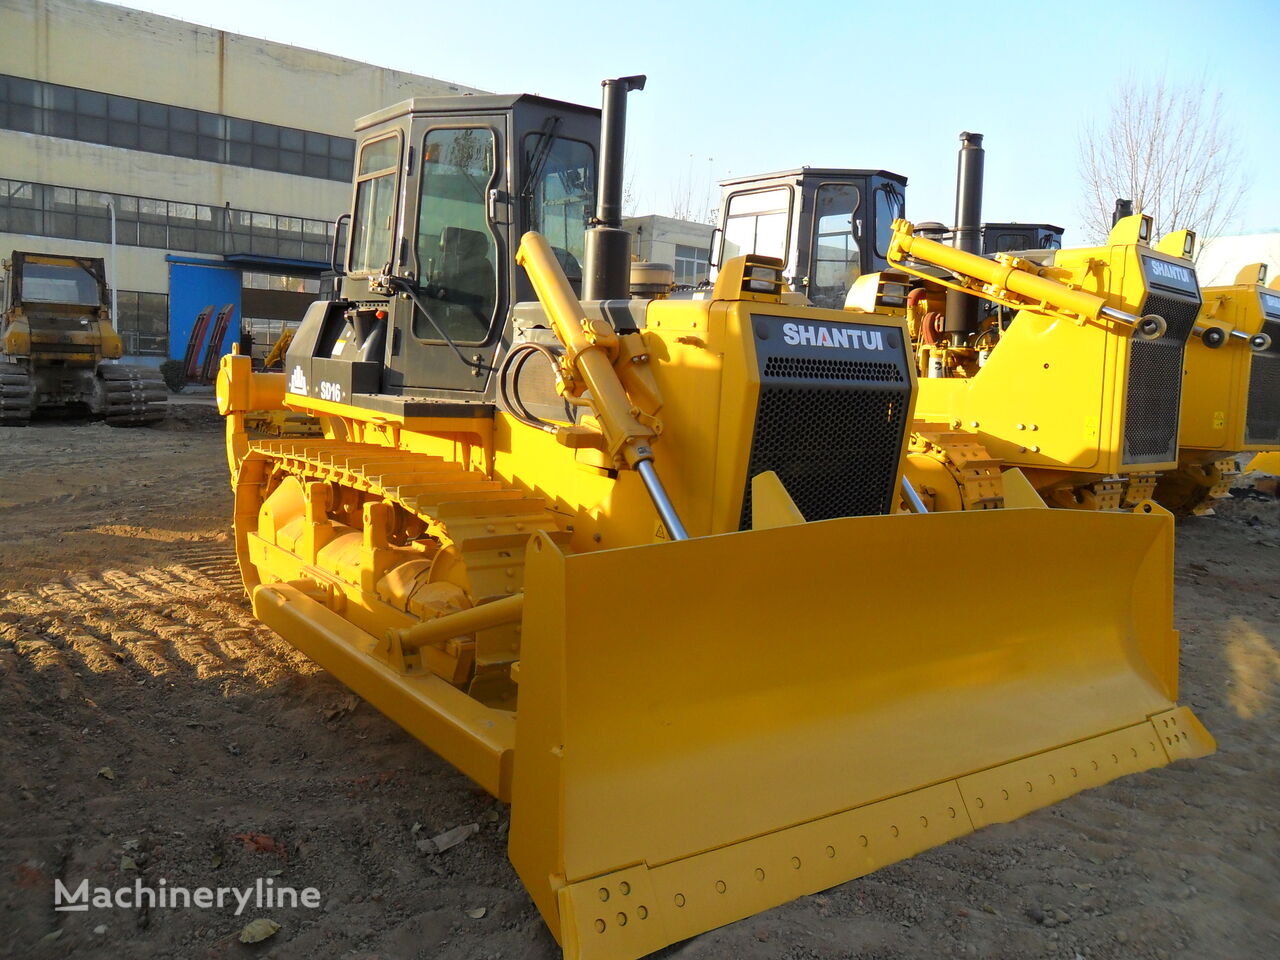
720, 167, 908, 188
356, 93, 600, 132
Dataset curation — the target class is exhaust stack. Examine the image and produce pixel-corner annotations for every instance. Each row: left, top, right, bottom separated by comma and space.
1112, 198, 1134, 226
944, 131, 984, 338
582, 75, 646, 301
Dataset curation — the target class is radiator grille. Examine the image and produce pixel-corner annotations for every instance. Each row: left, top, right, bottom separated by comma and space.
1123, 292, 1199, 463
1244, 317, 1280, 446
762, 356, 905, 383
739, 361, 909, 529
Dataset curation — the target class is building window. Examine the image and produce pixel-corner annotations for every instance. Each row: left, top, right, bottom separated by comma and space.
0, 73, 355, 183
113, 290, 169, 357
673, 243, 709, 287
0, 177, 335, 262
242, 271, 321, 294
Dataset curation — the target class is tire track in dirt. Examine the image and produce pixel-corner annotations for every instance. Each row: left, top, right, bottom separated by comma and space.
170, 541, 247, 592
0, 545, 300, 708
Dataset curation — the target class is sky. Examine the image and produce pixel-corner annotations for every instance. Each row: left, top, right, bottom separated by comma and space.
106, 0, 1280, 242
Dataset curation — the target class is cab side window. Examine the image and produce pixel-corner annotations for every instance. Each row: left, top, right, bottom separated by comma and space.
872, 182, 904, 269
348, 135, 400, 275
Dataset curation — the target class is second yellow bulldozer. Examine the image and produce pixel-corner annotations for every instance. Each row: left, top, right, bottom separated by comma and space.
883, 213, 1209, 510
218, 78, 1213, 960
1153, 263, 1279, 512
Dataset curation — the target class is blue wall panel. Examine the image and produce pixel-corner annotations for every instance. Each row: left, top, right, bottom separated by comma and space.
167, 261, 241, 363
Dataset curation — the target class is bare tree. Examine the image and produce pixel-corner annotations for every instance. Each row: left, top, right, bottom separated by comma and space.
1077, 76, 1248, 248
622, 148, 640, 218
668, 154, 716, 224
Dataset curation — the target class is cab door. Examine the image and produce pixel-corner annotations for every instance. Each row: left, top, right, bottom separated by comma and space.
805, 179, 866, 308
385, 115, 507, 395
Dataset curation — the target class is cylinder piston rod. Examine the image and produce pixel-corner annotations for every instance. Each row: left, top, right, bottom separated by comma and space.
1098, 306, 1167, 341
1192, 325, 1272, 350
891, 222, 1168, 343
901, 477, 930, 514
1238, 329, 1272, 350
637, 459, 689, 541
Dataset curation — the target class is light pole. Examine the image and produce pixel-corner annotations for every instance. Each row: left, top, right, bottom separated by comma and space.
103, 196, 118, 326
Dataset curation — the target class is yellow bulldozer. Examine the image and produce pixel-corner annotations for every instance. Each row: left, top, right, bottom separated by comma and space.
715, 138, 1229, 513
1, 251, 166, 426
1152, 263, 1279, 513
218, 78, 1213, 960
882, 214, 1213, 511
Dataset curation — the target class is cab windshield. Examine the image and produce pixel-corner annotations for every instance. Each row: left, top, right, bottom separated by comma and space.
722, 188, 789, 264
21, 262, 100, 306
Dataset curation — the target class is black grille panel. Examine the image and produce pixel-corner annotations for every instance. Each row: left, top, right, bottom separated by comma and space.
1245, 317, 1280, 446
763, 356, 905, 383
1123, 292, 1199, 463
739, 380, 909, 529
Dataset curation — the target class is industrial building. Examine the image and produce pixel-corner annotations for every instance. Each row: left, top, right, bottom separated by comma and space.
0, 0, 479, 365
623, 214, 715, 288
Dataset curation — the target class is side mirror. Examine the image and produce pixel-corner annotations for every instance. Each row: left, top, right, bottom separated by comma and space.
707, 226, 723, 269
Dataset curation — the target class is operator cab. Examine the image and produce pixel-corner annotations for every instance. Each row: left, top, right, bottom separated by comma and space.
5, 252, 107, 313
981, 222, 1064, 256
709, 168, 907, 309
287, 92, 602, 411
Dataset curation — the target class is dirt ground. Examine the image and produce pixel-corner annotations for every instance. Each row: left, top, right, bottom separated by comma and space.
1, 407, 1277, 960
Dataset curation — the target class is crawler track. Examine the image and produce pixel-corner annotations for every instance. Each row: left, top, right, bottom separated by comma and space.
96, 364, 167, 426
0, 363, 33, 425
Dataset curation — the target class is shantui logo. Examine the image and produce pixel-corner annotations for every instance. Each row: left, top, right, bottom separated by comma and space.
287, 365, 307, 395
54, 877, 321, 915
781, 322, 887, 350
1146, 258, 1194, 285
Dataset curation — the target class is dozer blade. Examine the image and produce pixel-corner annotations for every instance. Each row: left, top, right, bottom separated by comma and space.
510, 507, 1213, 960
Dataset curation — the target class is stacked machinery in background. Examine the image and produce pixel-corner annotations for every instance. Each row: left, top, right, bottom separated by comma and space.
217, 78, 1213, 960
1, 251, 166, 426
